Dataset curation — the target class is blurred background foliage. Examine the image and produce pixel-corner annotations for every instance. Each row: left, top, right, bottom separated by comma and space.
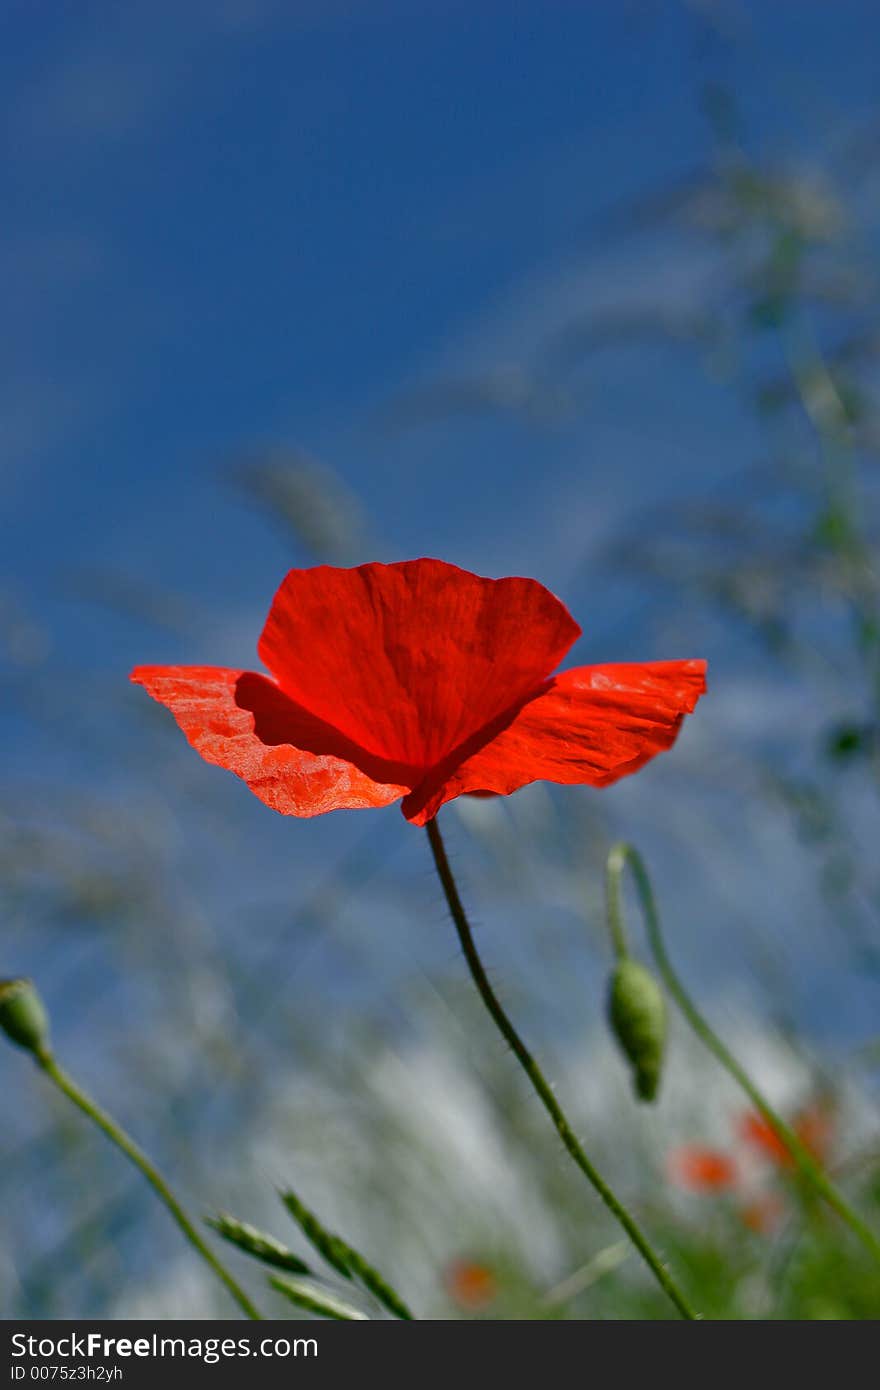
1, 0, 879, 1319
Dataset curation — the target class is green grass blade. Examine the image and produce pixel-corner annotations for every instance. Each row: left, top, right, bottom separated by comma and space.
270, 1274, 369, 1321
280, 1188, 414, 1319
207, 1212, 310, 1275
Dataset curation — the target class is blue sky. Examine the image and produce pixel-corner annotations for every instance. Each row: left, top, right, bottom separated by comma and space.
4, 0, 879, 649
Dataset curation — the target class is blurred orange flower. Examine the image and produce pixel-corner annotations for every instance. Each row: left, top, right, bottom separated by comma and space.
444, 1258, 498, 1310
739, 1193, 785, 1235
668, 1144, 739, 1192
670, 1099, 837, 1235
739, 1102, 834, 1170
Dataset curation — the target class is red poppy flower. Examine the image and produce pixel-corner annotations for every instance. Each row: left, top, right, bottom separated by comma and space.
668, 1144, 739, 1192
131, 559, 706, 824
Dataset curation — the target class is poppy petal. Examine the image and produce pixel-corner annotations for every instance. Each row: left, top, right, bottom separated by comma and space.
404, 659, 707, 823
257, 559, 581, 770
130, 666, 408, 816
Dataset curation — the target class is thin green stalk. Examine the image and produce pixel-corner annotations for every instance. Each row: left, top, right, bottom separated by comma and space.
606, 842, 880, 1267
425, 816, 698, 1320
35, 1049, 262, 1319
783, 320, 880, 717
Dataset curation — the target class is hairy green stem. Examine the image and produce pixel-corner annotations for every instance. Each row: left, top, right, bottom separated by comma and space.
35, 1049, 262, 1319
425, 816, 698, 1320
606, 842, 880, 1267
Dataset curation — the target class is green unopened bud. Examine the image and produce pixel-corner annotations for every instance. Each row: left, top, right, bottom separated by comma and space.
0, 978, 51, 1057
608, 959, 666, 1103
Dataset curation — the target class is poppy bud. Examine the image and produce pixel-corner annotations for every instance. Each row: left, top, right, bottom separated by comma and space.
607, 959, 666, 1102
0, 978, 51, 1058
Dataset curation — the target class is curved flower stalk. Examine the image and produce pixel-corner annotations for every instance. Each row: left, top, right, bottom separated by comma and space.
604, 843, 880, 1268
0, 979, 261, 1320
426, 818, 698, 1320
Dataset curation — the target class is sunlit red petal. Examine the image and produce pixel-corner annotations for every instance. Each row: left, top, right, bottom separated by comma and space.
668, 1144, 739, 1192
404, 659, 707, 823
257, 559, 581, 770
130, 666, 408, 816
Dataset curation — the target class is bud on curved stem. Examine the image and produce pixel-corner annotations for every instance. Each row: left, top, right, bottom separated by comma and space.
604, 842, 880, 1269
0, 979, 51, 1059
1, 977, 262, 1319
608, 959, 667, 1102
